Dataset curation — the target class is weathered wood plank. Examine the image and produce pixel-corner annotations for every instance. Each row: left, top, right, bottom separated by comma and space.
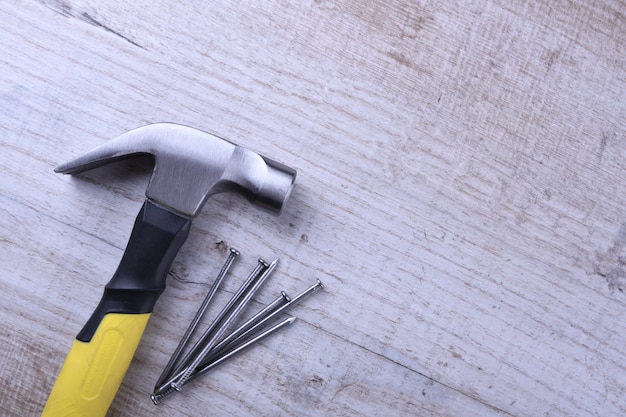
1, 0, 625, 416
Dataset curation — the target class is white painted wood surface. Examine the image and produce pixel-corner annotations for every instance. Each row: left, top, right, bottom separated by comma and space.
1, 1, 625, 416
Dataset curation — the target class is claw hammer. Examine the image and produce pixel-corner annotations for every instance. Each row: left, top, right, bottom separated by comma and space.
41, 123, 296, 417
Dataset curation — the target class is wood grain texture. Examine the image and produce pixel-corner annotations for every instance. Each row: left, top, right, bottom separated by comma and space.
1, 0, 625, 416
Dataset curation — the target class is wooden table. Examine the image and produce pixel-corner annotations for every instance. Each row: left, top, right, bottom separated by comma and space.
1, 1, 625, 416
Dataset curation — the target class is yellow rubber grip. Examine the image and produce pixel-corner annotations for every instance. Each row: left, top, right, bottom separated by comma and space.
41, 313, 151, 417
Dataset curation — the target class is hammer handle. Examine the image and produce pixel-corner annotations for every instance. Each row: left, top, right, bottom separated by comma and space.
42, 200, 191, 417
41, 313, 150, 417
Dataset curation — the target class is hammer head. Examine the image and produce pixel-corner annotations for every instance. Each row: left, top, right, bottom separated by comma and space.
55, 123, 296, 217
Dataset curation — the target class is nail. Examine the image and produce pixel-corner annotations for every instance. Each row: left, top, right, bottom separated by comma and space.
153, 316, 296, 402
209, 279, 323, 358
166, 258, 269, 381
150, 380, 178, 405
154, 248, 239, 390
153, 279, 322, 396
151, 385, 176, 405
182, 317, 297, 389
153, 286, 286, 397
203, 291, 291, 364
171, 259, 279, 390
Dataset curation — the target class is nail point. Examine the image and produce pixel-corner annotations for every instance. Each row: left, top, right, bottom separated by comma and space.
151, 392, 167, 405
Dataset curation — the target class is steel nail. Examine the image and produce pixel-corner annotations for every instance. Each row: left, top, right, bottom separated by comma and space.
151, 385, 176, 405
203, 291, 291, 364
153, 286, 287, 396
172, 258, 278, 390
152, 317, 296, 403
209, 279, 323, 358
189, 316, 296, 383
166, 258, 268, 381
153, 279, 322, 396
198, 258, 278, 359
154, 247, 239, 390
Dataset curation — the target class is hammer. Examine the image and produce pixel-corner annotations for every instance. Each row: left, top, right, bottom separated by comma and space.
41, 123, 296, 417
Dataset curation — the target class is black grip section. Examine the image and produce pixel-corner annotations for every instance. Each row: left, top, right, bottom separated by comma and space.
77, 200, 192, 342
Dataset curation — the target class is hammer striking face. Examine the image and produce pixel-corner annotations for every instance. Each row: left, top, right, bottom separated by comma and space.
41, 123, 296, 417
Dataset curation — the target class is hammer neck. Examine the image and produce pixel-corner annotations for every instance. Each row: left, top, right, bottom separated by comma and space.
76, 200, 192, 342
